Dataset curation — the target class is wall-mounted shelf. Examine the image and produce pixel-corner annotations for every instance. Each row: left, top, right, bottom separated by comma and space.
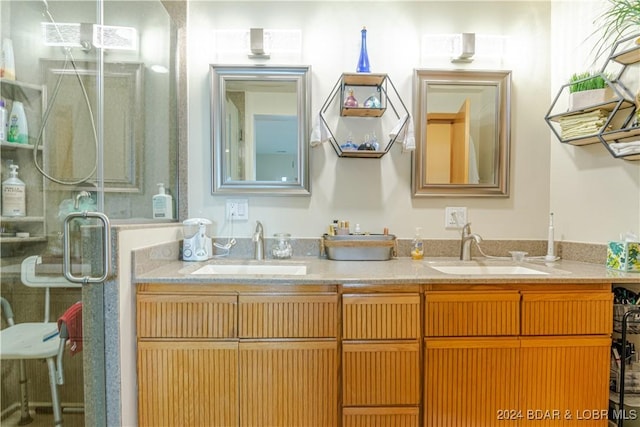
319, 73, 409, 158
1, 79, 47, 245
545, 33, 640, 161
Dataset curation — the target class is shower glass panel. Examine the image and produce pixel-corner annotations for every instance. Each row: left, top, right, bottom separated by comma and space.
0, 0, 178, 425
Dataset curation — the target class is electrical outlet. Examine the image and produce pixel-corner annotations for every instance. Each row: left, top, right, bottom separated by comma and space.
445, 207, 467, 229
226, 199, 249, 221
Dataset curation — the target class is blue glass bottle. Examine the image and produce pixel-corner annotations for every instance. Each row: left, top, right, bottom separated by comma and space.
356, 27, 370, 73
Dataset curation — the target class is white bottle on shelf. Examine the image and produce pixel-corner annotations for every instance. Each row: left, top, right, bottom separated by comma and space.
152, 183, 173, 219
7, 100, 28, 144
2, 164, 26, 217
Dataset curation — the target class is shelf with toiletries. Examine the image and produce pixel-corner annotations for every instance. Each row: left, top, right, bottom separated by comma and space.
545, 33, 640, 161
319, 73, 410, 158
1, 78, 47, 247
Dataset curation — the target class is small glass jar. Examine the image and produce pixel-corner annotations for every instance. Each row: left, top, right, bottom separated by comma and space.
271, 233, 293, 259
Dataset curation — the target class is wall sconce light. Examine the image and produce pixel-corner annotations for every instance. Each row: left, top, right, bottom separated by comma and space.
451, 33, 475, 63
212, 29, 302, 62
42, 22, 137, 51
421, 33, 507, 65
249, 28, 270, 59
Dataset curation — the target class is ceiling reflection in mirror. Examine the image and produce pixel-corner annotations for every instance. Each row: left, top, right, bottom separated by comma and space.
413, 69, 511, 197
210, 65, 310, 195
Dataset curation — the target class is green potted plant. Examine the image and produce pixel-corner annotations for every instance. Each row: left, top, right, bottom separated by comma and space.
591, 0, 640, 62
567, 71, 614, 110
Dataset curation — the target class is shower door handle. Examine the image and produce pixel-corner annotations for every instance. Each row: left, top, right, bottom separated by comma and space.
63, 211, 112, 284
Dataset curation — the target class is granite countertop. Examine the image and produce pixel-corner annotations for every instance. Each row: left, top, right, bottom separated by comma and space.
134, 256, 640, 285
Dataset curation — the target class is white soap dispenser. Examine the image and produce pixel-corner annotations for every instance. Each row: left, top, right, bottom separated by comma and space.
152, 183, 174, 219
2, 164, 26, 217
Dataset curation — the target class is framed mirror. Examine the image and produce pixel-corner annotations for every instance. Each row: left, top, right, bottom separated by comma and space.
210, 65, 311, 195
413, 69, 511, 197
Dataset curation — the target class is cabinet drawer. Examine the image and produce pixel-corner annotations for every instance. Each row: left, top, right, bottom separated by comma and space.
137, 293, 237, 338
239, 293, 338, 338
343, 407, 420, 427
521, 291, 613, 335
425, 291, 520, 337
343, 342, 420, 406
343, 293, 420, 340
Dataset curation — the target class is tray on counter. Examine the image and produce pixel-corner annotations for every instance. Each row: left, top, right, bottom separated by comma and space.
321, 234, 396, 261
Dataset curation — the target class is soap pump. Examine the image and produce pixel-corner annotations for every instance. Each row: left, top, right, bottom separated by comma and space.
411, 227, 424, 260
152, 183, 174, 219
2, 164, 26, 217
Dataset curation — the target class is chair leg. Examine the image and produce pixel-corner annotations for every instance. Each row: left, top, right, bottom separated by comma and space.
17, 360, 33, 425
45, 357, 63, 427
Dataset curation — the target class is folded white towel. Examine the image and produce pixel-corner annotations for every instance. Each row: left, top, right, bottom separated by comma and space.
609, 141, 640, 156
310, 114, 331, 147
389, 114, 415, 152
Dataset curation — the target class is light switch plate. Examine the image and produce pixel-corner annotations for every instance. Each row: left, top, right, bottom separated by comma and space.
226, 199, 249, 221
445, 207, 467, 229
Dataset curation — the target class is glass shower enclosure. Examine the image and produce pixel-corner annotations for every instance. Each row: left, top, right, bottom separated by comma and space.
1, 0, 179, 425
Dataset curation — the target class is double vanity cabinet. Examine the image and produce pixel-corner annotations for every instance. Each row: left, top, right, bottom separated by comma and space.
136, 279, 613, 427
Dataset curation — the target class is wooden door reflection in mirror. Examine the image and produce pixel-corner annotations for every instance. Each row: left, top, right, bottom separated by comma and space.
413, 69, 511, 197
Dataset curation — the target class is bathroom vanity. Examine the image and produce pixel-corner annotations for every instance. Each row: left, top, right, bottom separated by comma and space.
133, 257, 634, 427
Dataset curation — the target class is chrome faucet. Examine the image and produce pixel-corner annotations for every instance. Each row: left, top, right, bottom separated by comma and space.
253, 221, 264, 260
460, 223, 482, 261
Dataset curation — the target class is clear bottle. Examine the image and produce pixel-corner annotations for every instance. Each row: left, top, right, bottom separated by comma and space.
2, 164, 26, 217
271, 233, 292, 259
411, 227, 424, 260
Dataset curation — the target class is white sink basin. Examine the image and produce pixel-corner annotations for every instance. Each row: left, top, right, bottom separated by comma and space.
430, 265, 548, 275
192, 264, 307, 276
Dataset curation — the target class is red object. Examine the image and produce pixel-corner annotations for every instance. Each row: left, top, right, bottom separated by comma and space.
58, 302, 83, 355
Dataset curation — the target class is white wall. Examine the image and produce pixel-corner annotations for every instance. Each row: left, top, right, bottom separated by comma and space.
187, 1, 638, 244
550, 1, 640, 243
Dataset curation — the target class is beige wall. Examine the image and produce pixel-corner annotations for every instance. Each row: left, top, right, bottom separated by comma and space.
187, 1, 639, 244
550, 1, 640, 243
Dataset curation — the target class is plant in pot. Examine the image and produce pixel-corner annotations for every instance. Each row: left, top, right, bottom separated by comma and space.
567, 71, 615, 110
590, 0, 640, 62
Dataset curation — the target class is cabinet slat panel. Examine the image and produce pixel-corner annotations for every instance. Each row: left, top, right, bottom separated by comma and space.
137, 294, 237, 338
343, 342, 420, 406
425, 291, 520, 336
520, 337, 610, 426
343, 407, 420, 427
343, 294, 420, 339
239, 341, 338, 426
239, 294, 338, 338
424, 338, 520, 427
521, 291, 613, 335
137, 341, 238, 427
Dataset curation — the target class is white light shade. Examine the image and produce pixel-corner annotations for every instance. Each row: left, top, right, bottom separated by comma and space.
41, 22, 82, 47
93, 25, 137, 50
42, 22, 137, 51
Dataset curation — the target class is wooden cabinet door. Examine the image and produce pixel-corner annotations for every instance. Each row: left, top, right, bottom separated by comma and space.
239, 293, 338, 338
137, 340, 238, 427
137, 293, 237, 339
520, 336, 610, 427
424, 337, 520, 427
343, 293, 421, 340
520, 290, 612, 336
239, 340, 338, 427
424, 291, 520, 337
343, 407, 420, 427
343, 341, 421, 406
